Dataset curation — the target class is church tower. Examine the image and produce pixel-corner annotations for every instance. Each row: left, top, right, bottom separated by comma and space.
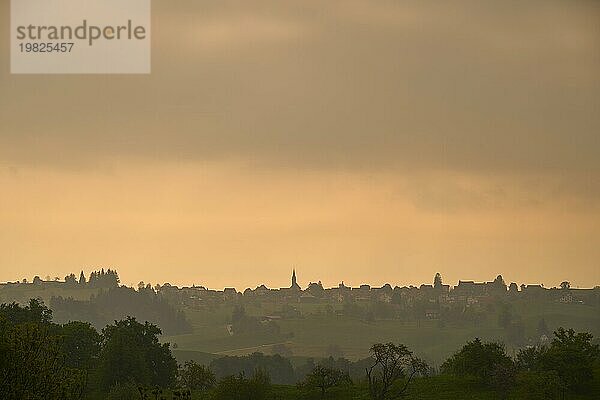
291, 268, 300, 290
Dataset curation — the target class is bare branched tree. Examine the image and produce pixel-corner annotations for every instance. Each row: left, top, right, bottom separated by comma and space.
366, 342, 428, 399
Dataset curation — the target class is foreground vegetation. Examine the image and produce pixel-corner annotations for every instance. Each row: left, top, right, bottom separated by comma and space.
1, 299, 599, 399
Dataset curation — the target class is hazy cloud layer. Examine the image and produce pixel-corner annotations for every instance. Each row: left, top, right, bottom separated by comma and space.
1, 0, 598, 173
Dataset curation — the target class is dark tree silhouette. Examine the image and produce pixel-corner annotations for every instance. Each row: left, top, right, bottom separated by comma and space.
210, 353, 295, 385
0, 300, 86, 400
98, 317, 177, 389
366, 342, 428, 400
434, 272, 443, 289
178, 361, 215, 392
539, 328, 598, 393
78, 271, 86, 285
50, 286, 192, 335
441, 338, 514, 386
213, 369, 271, 400
60, 321, 101, 370
64, 273, 77, 286
298, 365, 351, 398
88, 268, 120, 288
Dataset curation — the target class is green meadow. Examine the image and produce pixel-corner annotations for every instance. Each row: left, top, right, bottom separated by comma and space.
163, 300, 600, 367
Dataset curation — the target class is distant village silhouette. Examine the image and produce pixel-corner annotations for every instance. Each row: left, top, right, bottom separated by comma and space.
3, 268, 596, 312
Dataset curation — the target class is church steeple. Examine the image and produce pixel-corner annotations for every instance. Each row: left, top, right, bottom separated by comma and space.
291, 268, 299, 290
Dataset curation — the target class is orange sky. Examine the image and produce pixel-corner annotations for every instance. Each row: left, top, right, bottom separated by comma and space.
1, 1, 599, 289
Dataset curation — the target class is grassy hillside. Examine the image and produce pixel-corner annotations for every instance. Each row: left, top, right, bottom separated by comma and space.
163, 302, 600, 365
163, 300, 600, 366
3, 285, 598, 366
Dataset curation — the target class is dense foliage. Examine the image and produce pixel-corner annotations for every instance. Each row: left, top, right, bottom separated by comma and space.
51, 286, 192, 335
178, 361, 215, 391
213, 369, 271, 400
442, 329, 600, 399
1, 298, 598, 400
99, 317, 178, 388
210, 352, 296, 384
0, 300, 178, 399
441, 338, 513, 385
515, 327, 599, 395
298, 364, 351, 398
0, 300, 91, 399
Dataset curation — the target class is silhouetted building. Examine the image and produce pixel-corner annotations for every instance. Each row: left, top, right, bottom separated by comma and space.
290, 268, 300, 290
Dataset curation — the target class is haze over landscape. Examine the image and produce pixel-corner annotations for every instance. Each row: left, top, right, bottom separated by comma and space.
2, 2, 600, 400
1, 0, 599, 289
